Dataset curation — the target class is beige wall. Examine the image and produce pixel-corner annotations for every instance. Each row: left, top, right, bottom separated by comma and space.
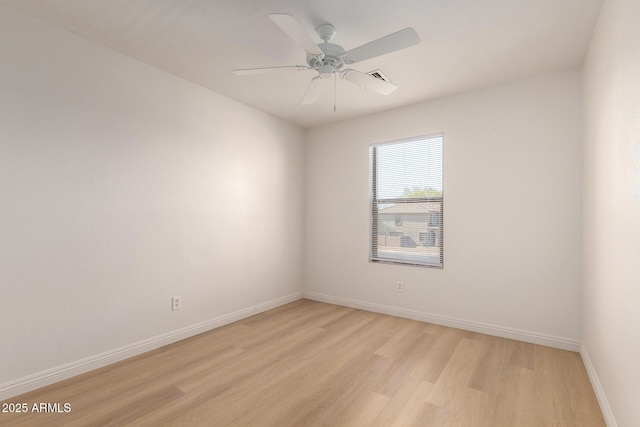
304, 69, 584, 344
0, 4, 305, 392
582, 0, 640, 425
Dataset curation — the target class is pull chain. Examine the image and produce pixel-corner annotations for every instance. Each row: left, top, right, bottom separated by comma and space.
333, 72, 337, 113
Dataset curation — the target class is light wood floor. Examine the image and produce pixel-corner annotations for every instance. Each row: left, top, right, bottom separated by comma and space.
1, 299, 605, 426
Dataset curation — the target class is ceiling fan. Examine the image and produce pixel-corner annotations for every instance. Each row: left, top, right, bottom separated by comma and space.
233, 14, 420, 107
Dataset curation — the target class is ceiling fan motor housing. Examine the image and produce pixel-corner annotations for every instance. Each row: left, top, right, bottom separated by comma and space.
308, 42, 345, 77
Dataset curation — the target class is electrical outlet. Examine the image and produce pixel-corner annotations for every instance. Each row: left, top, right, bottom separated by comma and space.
172, 296, 182, 310
396, 282, 404, 292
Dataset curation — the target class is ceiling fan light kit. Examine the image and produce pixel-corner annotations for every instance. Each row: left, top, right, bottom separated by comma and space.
233, 13, 420, 107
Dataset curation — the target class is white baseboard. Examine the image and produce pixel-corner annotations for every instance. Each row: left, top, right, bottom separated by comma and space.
303, 291, 580, 352
0, 292, 303, 401
580, 344, 617, 427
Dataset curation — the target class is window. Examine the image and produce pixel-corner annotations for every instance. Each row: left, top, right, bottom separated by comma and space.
370, 134, 444, 268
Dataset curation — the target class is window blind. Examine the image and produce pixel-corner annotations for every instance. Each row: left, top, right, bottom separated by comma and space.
370, 134, 444, 267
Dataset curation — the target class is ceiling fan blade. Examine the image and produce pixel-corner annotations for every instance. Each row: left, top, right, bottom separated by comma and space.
301, 76, 324, 105
344, 28, 420, 64
341, 69, 398, 95
232, 65, 309, 75
270, 14, 324, 56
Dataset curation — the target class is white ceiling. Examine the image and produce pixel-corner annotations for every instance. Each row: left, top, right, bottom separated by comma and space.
2, 0, 603, 128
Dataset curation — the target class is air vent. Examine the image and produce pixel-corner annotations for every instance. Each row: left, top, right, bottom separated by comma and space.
367, 69, 391, 82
